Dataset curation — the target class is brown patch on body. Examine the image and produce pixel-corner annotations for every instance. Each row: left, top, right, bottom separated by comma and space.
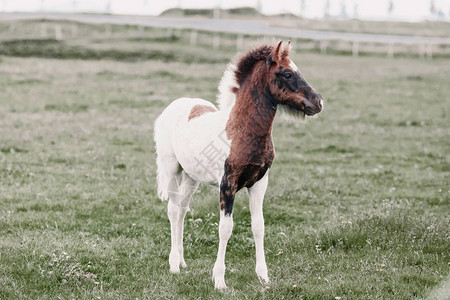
188, 105, 217, 121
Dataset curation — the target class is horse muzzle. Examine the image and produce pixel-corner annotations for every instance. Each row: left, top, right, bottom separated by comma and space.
302, 94, 323, 116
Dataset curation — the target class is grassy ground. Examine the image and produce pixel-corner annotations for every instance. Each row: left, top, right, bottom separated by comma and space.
0, 20, 449, 299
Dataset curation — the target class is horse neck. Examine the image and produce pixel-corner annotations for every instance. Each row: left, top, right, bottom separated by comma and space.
227, 72, 277, 139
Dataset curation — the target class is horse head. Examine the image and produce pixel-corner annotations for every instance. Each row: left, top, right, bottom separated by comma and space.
266, 41, 323, 117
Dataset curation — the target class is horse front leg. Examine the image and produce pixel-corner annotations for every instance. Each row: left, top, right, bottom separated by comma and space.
247, 171, 270, 284
213, 173, 237, 289
213, 209, 234, 289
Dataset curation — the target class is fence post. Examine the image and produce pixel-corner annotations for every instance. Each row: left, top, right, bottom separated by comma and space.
190, 30, 197, 46
387, 43, 394, 58
71, 24, 78, 37
213, 33, 220, 49
55, 24, 62, 40
167, 28, 173, 38
236, 34, 244, 51
105, 24, 111, 37
290, 39, 297, 50
320, 40, 327, 54
419, 44, 425, 59
40, 23, 47, 38
352, 41, 359, 57
426, 44, 433, 59
295, 39, 301, 52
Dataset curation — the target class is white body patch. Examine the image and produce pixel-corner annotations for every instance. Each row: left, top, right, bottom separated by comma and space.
155, 98, 232, 188
154, 97, 234, 281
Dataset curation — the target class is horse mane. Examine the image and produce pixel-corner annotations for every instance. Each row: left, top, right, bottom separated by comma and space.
217, 44, 274, 110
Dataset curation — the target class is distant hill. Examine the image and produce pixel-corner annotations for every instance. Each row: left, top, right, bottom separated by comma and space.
160, 7, 263, 18
227, 7, 261, 16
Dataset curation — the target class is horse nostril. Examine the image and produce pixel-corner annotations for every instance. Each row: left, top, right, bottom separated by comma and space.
317, 97, 323, 110
304, 105, 315, 115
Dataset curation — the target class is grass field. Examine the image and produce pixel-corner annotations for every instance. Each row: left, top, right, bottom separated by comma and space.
0, 19, 449, 299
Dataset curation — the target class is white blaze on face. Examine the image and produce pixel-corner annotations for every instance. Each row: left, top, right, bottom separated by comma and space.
289, 59, 299, 72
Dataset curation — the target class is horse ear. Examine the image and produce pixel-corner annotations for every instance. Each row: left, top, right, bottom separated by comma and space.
273, 41, 283, 64
281, 40, 291, 59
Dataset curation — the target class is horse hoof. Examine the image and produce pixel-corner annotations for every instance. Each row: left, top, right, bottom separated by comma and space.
170, 266, 180, 274
256, 265, 269, 284
258, 275, 270, 285
214, 278, 227, 290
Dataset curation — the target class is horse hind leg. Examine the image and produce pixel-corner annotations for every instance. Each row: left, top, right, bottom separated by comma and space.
154, 107, 197, 272
163, 160, 183, 273
156, 154, 183, 273
167, 170, 198, 273
176, 171, 199, 269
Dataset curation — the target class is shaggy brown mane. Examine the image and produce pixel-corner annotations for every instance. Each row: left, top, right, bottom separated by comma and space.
234, 44, 273, 87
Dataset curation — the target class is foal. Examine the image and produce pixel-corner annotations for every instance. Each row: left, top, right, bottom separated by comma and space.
154, 41, 323, 289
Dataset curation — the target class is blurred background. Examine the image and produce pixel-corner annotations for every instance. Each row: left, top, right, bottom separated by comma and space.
0, 1, 449, 299
3, 0, 450, 21
1, 0, 450, 58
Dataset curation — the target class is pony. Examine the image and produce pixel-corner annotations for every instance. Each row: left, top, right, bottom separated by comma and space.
154, 41, 323, 289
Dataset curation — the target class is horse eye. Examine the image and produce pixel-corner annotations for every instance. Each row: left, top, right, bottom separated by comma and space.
284, 73, 292, 79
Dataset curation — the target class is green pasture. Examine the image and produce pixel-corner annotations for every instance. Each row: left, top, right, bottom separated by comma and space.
0, 19, 449, 299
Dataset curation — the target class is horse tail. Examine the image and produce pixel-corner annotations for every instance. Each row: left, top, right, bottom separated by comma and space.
154, 114, 172, 201
154, 97, 210, 201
